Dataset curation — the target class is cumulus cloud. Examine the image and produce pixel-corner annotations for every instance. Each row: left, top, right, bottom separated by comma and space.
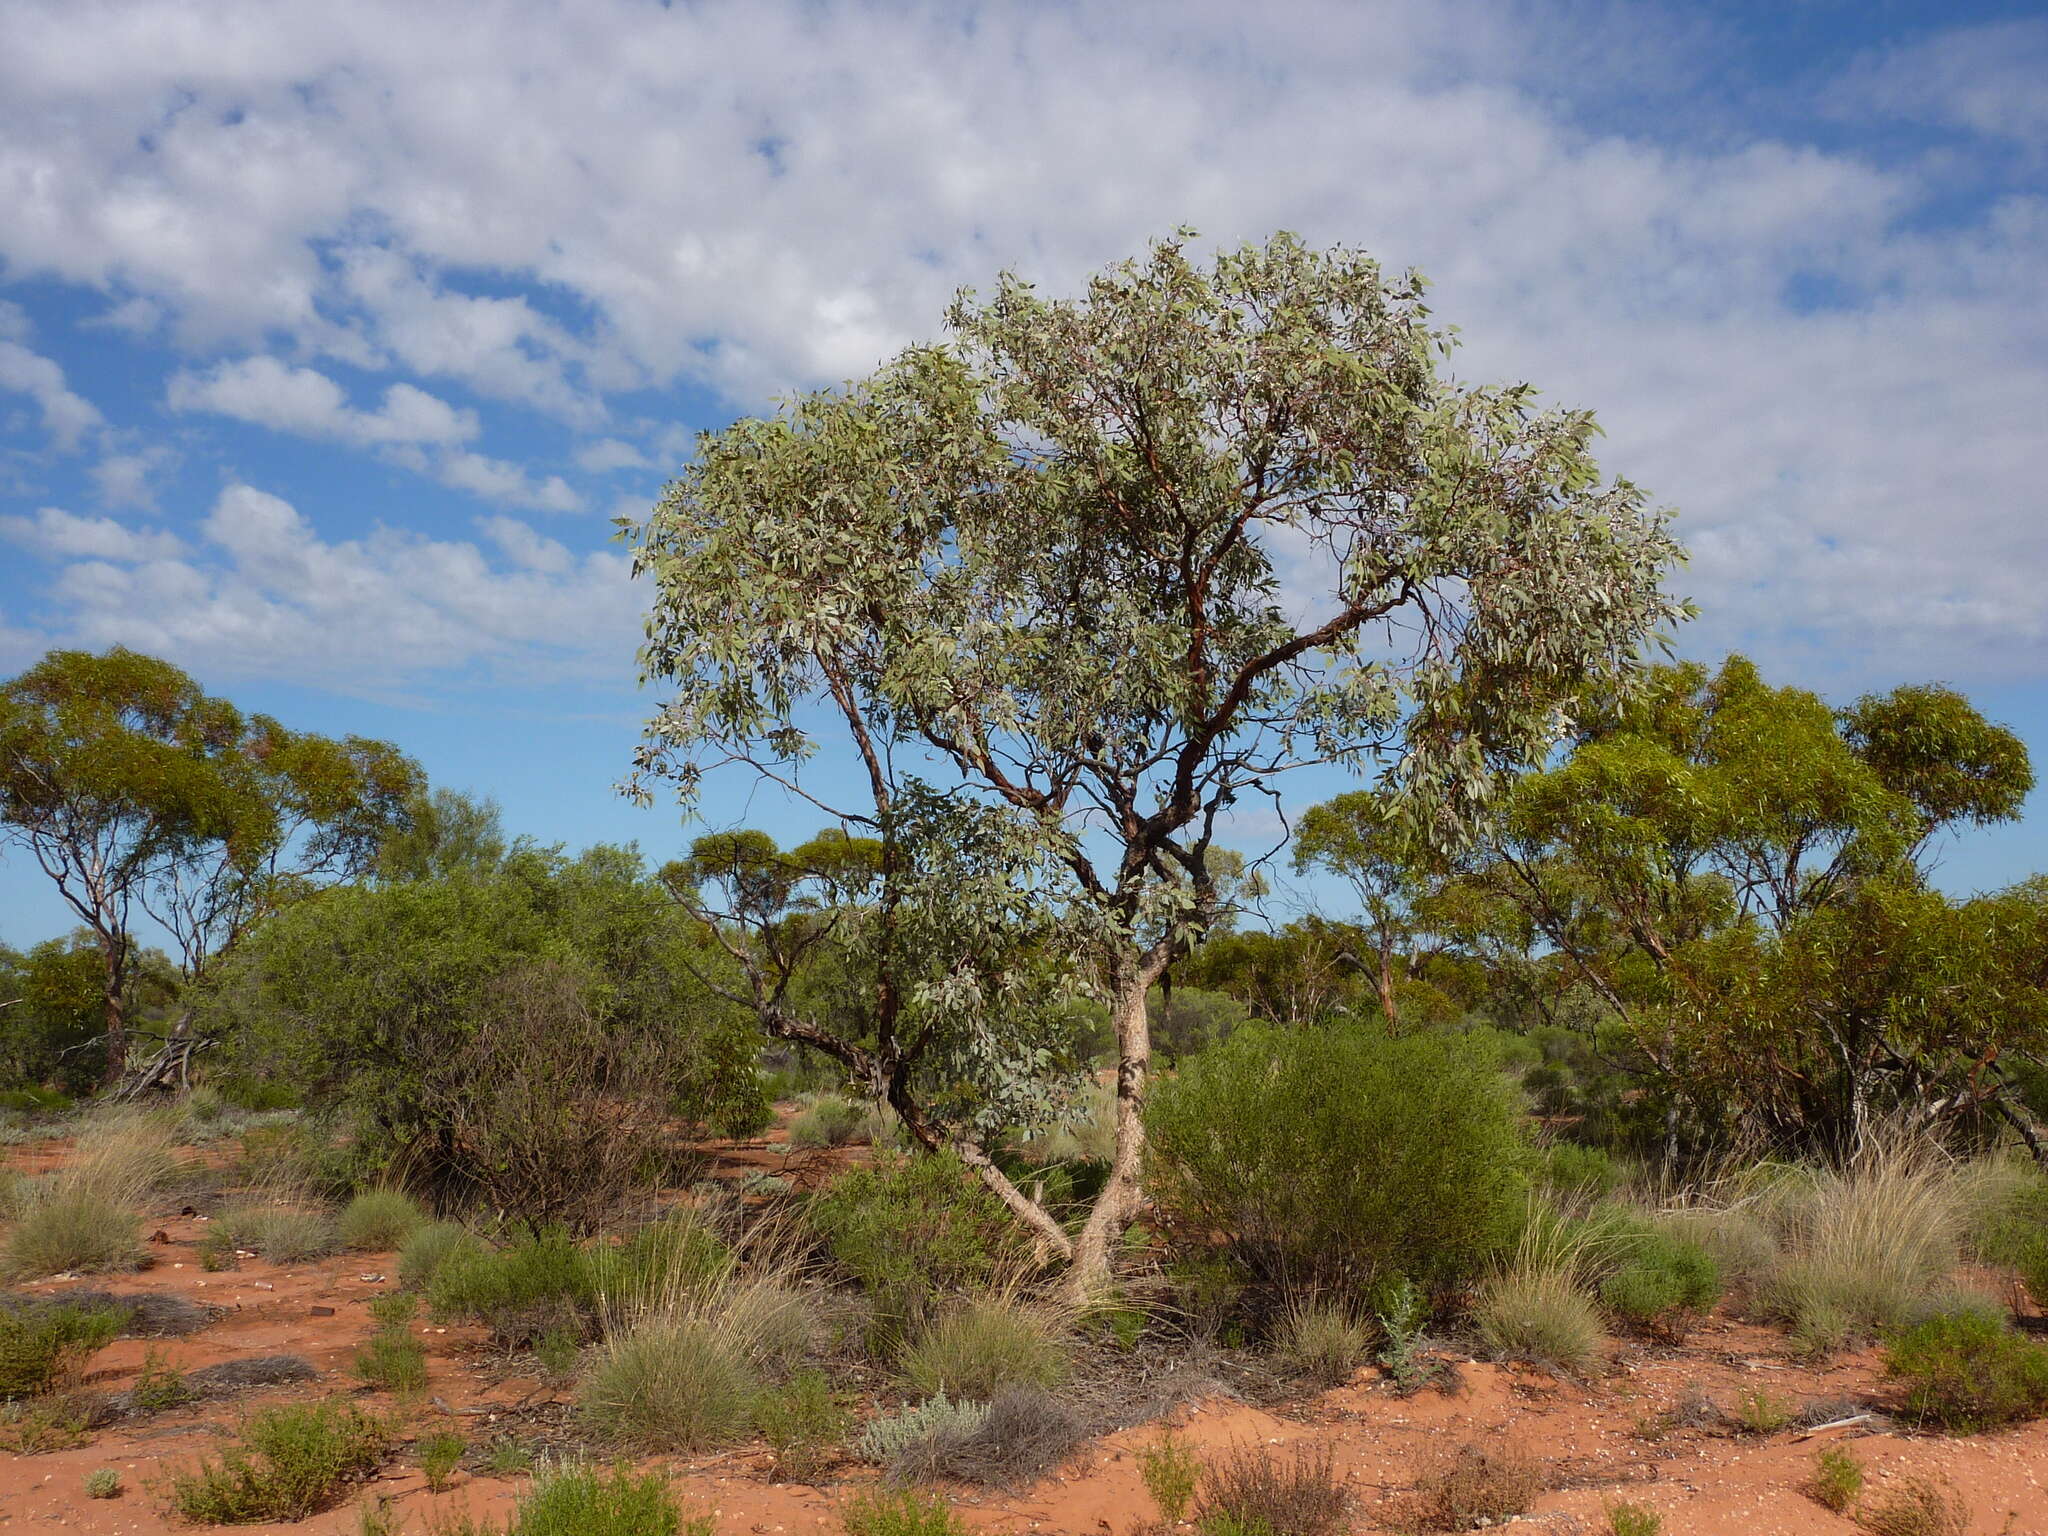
0, 338, 102, 451
90, 442, 179, 511
25, 484, 633, 684
1, 505, 185, 561
574, 437, 650, 474
0, 0, 2041, 682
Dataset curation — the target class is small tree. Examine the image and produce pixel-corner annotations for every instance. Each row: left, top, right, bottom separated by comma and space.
630, 232, 1685, 1293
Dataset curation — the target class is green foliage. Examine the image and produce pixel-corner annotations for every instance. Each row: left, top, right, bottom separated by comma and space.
1138, 1431, 1202, 1526
339, 1190, 423, 1252
0, 936, 123, 1097
0, 1300, 120, 1399
1373, 1276, 1437, 1393
1808, 1446, 1864, 1514
754, 1368, 850, 1482
397, 1221, 477, 1291
577, 1319, 757, 1451
1728, 1389, 1790, 1434
1606, 1501, 1662, 1536
787, 1094, 870, 1150
416, 1430, 465, 1492
476, 1463, 691, 1536
899, 1296, 1068, 1401
1473, 1264, 1606, 1374
353, 1326, 428, 1395
165, 1401, 390, 1523
1884, 1310, 2048, 1432
427, 1226, 597, 1348
84, 1466, 122, 1499
130, 1346, 196, 1411
1598, 1234, 1720, 1336
1146, 1024, 1529, 1294
841, 1488, 971, 1536
856, 1392, 989, 1466
805, 1152, 1022, 1340
1539, 1143, 1627, 1202
1274, 1299, 1374, 1386
211, 1201, 341, 1265
1, 1190, 139, 1279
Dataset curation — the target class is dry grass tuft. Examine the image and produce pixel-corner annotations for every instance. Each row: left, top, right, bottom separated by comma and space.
1409, 1441, 1545, 1532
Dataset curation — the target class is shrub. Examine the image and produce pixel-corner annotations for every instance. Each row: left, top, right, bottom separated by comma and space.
1599, 1235, 1720, 1338
398, 1220, 479, 1291
891, 1386, 1085, 1488
1, 1190, 139, 1279
1606, 1502, 1661, 1536
1410, 1441, 1544, 1532
899, 1295, 1068, 1401
1139, 1430, 1202, 1526
578, 1318, 757, 1450
755, 1368, 850, 1482
339, 1190, 424, 1251
211, 1200, 342, 1265
428, 1225, 596, 1347
857, 1392, 989, 1466
1273, 1298, 1374, 1386
1884, 1310, 2048, 1431
510, 1462, 691, 1536
1145, 1026, 1528, 1295
0, 1299, 121, 1399
1969, 1163, 2048, 1305
788, 1095, 870, 1150
805, 1152, 1023, 1343
1856, 1473, 1968, 1536
84, 1466, 122, 1499
1373, 1276, 1439, 1394
1728, 1388, 1791, 1434
1196, 1441, 1347, 1536
165, 1401, 389, 1522
590, 1211, 733, 1323
354, 1328, 428, 1394
1808, 1446, 1864, 1514
1474, 1264, 1606, 1373
130, 1346, 196, 1411
417, 1429, 465, 1491
841, 1487, 971, 1536
1541, 1143, 1626, 1202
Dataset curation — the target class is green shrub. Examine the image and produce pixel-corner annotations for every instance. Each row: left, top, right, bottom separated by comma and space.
165, 1401, 389, 1522
1274, 1298, 1374, 1385
787, 1095, 869, 1150
339, 1191, 424, 1251
899, 1296, 1068, 1401
1807, 1446, 1863, 1514
417, 1429, 465, 1491
354, 1328, 428, 1394
130, 1345, 196, 1411
1474, 1265, 1606, 1373
84, 1466, 122, 1499
805, 1152, 1023, 1342
1196, 1441, 1347, 1536
427, 1225, 596, 1347
1606, 1501, 1661, 1536
1138, 1431, 1201, 1526
1599, 1235, 1720, 1336
1884, 1310, 2048, 1431
398, 1220, 478, 1291
211, 1201, 341, 1265
1541, 1143, 1626, 1202
1145, 1025, 1528, 1294
0, 1300, 121, 1399
1, 1190, 139, 1279
504, 1463, 693, 1536
1728, 1388, 1790, 1434
1373, 1277, 1438, 1394
841, 1487, 970, 1536
755, 1368, 850, 1482
578, 1318, 757, 1450
857, 1391, 988, 1466
591, 1211, 732, 1319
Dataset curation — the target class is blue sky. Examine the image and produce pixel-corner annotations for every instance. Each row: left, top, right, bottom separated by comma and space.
2, 0, 2044, 946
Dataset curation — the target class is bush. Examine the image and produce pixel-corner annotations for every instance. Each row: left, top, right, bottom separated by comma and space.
1, 1191, 139, 1279
899, 1295, 1068, 1401
417, 1429, 465, 1492
841, 1487, 970, 1536
1273, 1298, 1374, 1385
1139, 1431, 1201, 1526
130, 1346, 196, 1411
805, 1152, 1024, 1343
428, 1225, 597, 1347
0, 1300, 120, 1399
1856, 1473, 1968, 1536
1197, 1441, 1348, 1536
398, 1220, 479, 1291
1410, 1441, 1544, 1532
1607, 1502, 1661, 1536
84, 1466, 121, 1499
857, 1392, 988, 1466
354, 1328, 428, 1394
755, 1368, 850, 1482
165, 1401, 389, 1522
1807, 1446, 1864, 1514
1884, 1310, 2048, 1431
788, 1095, 870, 1150
1145, 1025, 1528, 1295
339, 1190, 423, 1251
1599, 1234, 1720, 1338
577, 1318, 757, 1450
210, 1201, 341, 1265
1474, 1265, 1606, 1374
1541, 1143, 1627, 1202
890, 1386, 1085, 1488
492, 1462, 693, 1536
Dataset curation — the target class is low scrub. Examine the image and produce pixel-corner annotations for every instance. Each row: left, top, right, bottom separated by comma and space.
1, 1191, 140, 1279
428, 1225, 597, 1347
1598, 1233, 1720, 1338
578, 1317, 757, 1450
1807, 1446, 1864, 1514
338, 1190, 424, 1251
1274, 1298, 1374, 1385
787, 1095, 871, 1150
433, 1462, 702, 1536
889, 1385, 1085, 1488
1855, 1473, 1968, 1536
1196, 1441, 1348, 1536
1410, 1441, 1544, 1532
899, 1295, 1068, 1401
0, 1300, 121, 1399
755, 1368, 850, 1483
1884, 1310, 2048, 1431
1474, 1263, 1606, 1374
840, 1487, 971, 1536
163, 1401, 389, 1523
209, 1200, 341, 1265
397, 1220, 479, 1291
857, 1391, 988, 1467
1138, 1431, 1201, 1526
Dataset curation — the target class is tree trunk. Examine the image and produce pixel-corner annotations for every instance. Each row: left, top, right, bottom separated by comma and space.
1064, 955, 1164, 1303
884, 1075, 1075, 1263
98, 930, 129, 1092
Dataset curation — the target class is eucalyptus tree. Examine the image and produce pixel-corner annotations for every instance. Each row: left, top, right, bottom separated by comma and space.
0, 647, 421, 1086
629, 231, 1686, 1294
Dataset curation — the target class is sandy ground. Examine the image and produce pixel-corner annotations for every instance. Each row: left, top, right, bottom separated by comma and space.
5, 1134, 2046, 1535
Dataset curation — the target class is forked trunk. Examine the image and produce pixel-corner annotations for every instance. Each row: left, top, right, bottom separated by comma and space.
1064, 958, 1162, 1303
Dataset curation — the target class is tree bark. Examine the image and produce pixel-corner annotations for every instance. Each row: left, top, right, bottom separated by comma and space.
1064, 954, 1166, 1302
98, 929, 129, 1091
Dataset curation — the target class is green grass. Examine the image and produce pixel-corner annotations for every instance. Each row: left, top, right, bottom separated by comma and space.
755, 1368, 850, 1482
1, 1191, 140, 1279
1273, 1298, 1374, 1386
841, 1487, 971, 1536
164, 1401, 389, 1522
211, 1200, 342, 1265
577, 1317, 757, 1451
899, 1295, 1069, 1400
417, 1429, 465, 1491
0, 1300, 121, 1399
339, 1190, 424, 1251
1474, 1263, 1607, 1373
429, 1462, 703, 1536
1807, 1446, 1863, 1514
354, 1328, 429, 1394
398, 1221, 479, 1291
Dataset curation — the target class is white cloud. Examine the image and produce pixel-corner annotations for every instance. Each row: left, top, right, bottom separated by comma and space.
1831, 19, 2048, 151
574, 437, 650, 474
0, 339, 102, 450
90, 444, 179, 511
27, 484, 633, 684
167, 356, 477, 446
433, 450, 583, 513
1, 505, 185, 561
0, 301, 28, 342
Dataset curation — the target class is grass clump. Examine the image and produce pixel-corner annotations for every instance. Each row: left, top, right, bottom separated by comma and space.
1410, 1441, 1544, 1533
1473, 1263, 1606, 1374
1855, 1473, 1968, 1536
1274, 1298, 1374, 1385
755, 1367, 850, 1482
578, 1317, 756, 1450
899, 1294, 1068, 1400
1807, 1446, 1864, 1514
1883, 1309, 2048, 1431
1606, 1502, 1661, 1536
1139, 1430, 1202, 1526
2, 1191, 141, 1279
339, 1190, 423, 1251
434, 1462, 698, 1536
1599, 1234, 1720, 1339
164, 1401, 389, 1522
130, 1345, 197, 1411
1728, 1388, 1791, 1434
841, 1487, 971, 1536
84, 1466, 122, 1498
398, 1220, 479, 1290
211, 1200, 341, 1265
1196, 1441, 1348, 1536
354, 1292, 429, 1394
428, 1225, 596, 1347
417, 1429, 465, 1491
0, 1299, 121, 1399
787, 1094, 871, 1150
